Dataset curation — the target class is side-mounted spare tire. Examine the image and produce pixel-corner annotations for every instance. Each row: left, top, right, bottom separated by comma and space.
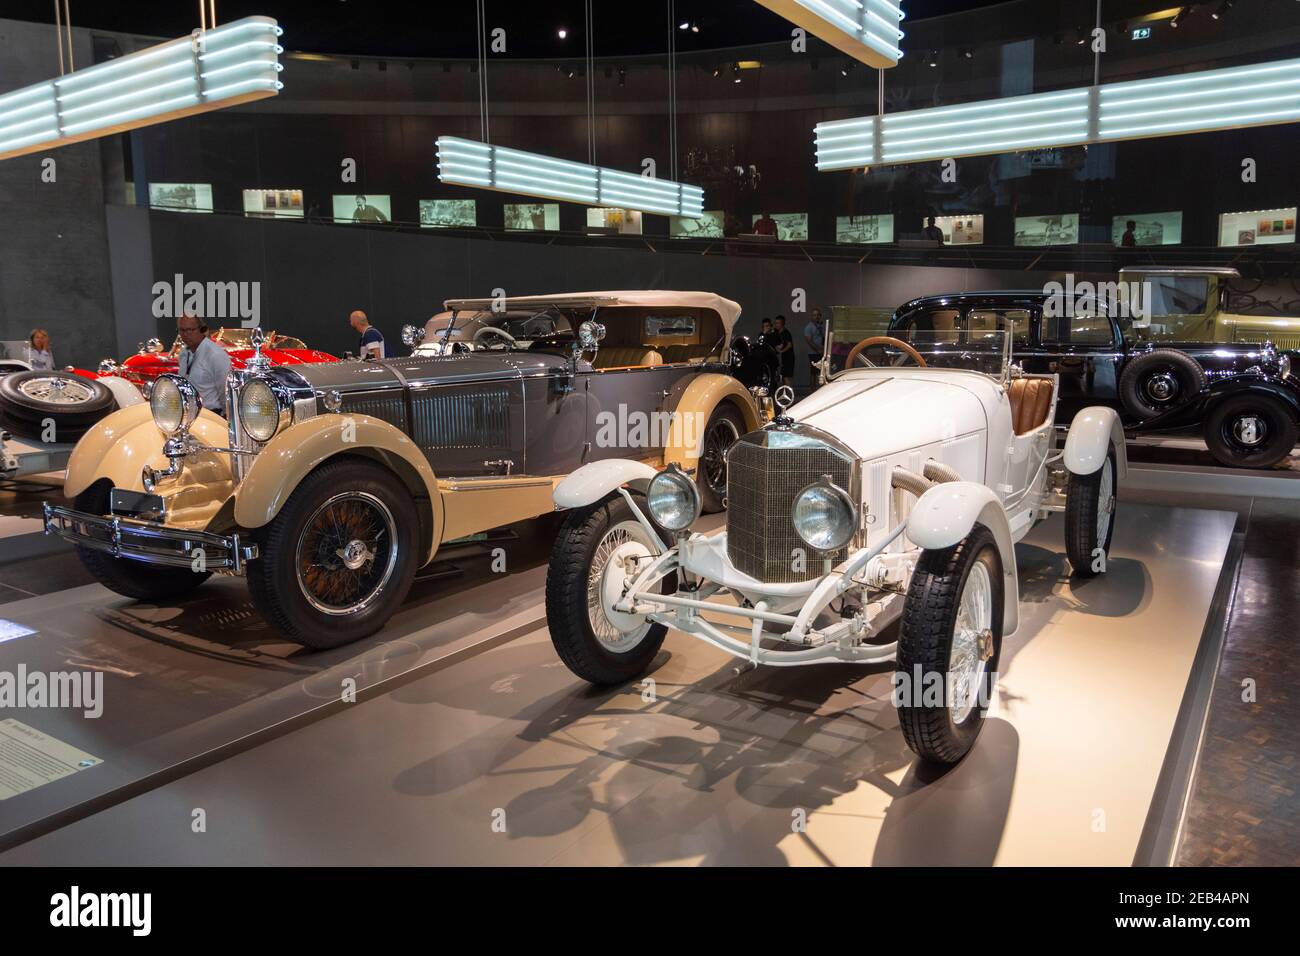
0, 370, 117, 442
1118, 349, 1207, 420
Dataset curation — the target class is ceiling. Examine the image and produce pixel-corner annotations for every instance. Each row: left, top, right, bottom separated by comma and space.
4, 1, 1029, 59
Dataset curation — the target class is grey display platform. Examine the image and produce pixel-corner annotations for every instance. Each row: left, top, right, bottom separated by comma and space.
0, 500, 1237, 866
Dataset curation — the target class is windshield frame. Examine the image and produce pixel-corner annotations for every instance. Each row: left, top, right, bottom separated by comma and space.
823, 314, 1013, 385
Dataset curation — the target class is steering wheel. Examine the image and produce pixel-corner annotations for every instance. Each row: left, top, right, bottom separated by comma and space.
845, 335, 929, 369
473, 326, 518, 348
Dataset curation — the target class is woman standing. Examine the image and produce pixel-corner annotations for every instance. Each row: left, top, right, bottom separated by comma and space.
26, 329, 54, 370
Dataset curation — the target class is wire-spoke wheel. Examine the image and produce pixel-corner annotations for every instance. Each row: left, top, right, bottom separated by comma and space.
0, 370, 116, 441
295, 491, 399, 615
697, 403, 744, 513
547, 494, 674, 685
247, 458, 419, 648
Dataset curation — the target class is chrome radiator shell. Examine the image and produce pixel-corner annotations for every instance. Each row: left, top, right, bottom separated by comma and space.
725, 424, 859, 584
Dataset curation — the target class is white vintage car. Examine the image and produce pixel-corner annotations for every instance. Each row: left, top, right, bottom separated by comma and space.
543, 328, 1127, 765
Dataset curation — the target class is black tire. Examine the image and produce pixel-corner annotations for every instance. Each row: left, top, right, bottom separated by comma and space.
896, 524, 1004, 766
246, 457, 419, 649
697, 403, 745, 513
71, 482, 212, 601
0, 370, 116, 441
1118, 349, 1207, 420
1064, 450, 1117, 577
1203, 394, 1299, 470
545, 494, 674, 685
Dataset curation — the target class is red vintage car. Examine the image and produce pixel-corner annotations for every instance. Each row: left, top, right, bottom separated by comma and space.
0, 329, 337, 443
79, 327, 338, 388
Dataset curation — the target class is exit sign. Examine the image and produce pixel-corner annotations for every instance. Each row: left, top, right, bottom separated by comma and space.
1132, 26, 1152, 40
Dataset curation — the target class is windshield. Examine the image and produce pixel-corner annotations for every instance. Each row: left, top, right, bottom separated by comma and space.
830, 327, 1011, 381
421, 309, 580, 353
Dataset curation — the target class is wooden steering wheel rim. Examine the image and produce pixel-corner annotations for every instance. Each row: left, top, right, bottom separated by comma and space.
845, 335, 929, 369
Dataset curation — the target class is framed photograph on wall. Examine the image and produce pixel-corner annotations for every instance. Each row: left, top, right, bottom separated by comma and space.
931, 214, 984, 245
419, 199, 477, 228
670, 210, 725, 238
1111, 211, 1182, 246
836, 214, 894, 244
751, 212, 809, 241
332, 194, 392, 224
503, 203, 560, 231
1218, 208, 1297, 247
148, 183, 214, 213
243, 188, 305, 219
586, 207, 644, 235
1014, 214, 1079, 247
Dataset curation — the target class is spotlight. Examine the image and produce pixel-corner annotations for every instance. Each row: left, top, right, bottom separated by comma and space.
618, 65, 626, 86
1076, 30, 1088, 45
1212, 1, 1233, 18
691, 23, 700, 33
558, 27, 568, 39
841, 61, 854, 76
712, 66, 722, 77
679, 20, 690, 30
927, 50, 939, 67
733, 63, 742, 84
962, 47, 973, 59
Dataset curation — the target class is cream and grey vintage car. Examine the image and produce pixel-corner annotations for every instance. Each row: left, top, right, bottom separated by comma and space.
43, 292, 769, 648
544, 328, 1127, 765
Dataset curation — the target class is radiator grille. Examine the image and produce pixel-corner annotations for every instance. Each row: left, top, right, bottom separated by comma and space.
726, 431, 855, 584
339, 392, 407, 431
411, 388, 511, 451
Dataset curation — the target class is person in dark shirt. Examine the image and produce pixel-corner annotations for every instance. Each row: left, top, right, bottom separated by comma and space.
773, 315, 795, 387
922, 216, 945, 243
757, 317, 775, 349
349, 310, 386, 359
1120, 220, 1138, 248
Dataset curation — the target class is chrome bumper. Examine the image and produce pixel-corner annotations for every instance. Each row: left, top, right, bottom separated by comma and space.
43, 504, 258, 573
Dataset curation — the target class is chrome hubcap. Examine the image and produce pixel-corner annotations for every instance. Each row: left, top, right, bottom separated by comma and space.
18, 375, 95, 405
1144, 371, 1178, 404
1232, 415, 1266, 447
949, 560, 993, 725
296, 491, 398, 615
587, 520, 655, 652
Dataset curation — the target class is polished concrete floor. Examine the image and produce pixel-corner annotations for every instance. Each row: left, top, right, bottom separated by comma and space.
0, 499, 1236, 865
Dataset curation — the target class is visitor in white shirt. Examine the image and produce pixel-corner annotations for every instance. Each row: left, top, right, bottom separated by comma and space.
26, 329, 54, 370
176, 313, 232, 415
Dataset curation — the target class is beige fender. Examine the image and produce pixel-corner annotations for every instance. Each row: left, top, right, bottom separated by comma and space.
232, 414, 443, 563
1064, 406, 1128, 479
64, 404, 232, 498
664, 373, 762, 474
908, 481, 1020, 637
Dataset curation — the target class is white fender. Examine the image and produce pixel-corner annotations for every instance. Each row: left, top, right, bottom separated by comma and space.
99, 375, 144, 409
908, 481, 1020, 637
1064, 406, 1127, 479
553, 459, 659, 509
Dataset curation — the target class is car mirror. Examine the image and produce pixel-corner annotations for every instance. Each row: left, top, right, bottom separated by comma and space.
577, 321, 606, 351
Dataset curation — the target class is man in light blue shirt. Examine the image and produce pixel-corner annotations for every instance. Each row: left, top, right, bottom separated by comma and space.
176, 313, 232, 415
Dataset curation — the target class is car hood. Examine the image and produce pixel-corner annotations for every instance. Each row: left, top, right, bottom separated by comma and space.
786, 371, 993, 460
286, 350, 566, 392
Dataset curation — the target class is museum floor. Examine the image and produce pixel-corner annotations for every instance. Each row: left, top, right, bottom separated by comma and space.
0, 448, 1295, 866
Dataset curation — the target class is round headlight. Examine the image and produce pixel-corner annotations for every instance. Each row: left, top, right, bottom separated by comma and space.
793, 478, 858, 552
150, 374, 198, 435
238, 378, 282, 443
646, 466, 701, 533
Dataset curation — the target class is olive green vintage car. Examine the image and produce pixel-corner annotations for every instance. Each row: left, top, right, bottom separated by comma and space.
1119, 267, 1300, 349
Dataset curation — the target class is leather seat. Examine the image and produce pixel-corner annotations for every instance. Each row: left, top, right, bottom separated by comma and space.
591, 347, 664, 370
1006, 377, 1054, 435
660, 344, 718, 364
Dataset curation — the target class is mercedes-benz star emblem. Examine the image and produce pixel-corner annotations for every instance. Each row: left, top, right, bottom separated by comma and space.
774, 385, 795, 412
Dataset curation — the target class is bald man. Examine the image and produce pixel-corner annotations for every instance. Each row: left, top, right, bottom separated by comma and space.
349, 309, 385, 359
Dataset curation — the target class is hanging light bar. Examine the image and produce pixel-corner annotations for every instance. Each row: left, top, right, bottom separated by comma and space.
0, 16, 283, 162
815, 55, 1300, 170
436, 136, 705, 218
753, 0, 905, 68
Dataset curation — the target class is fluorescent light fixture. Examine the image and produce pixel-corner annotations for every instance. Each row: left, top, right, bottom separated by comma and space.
815, 55, 1300, 169
753, 0, 905, 69
0, 16, 283, 162
436, 136, 705, 218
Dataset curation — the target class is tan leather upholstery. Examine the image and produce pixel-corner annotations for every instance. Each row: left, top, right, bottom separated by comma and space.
1006, 377, 1054, 436
660, 344, 718, 364
591, 347, 664, 370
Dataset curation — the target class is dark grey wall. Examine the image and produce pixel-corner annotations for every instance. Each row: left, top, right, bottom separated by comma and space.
0, 19, 118, 371
145, 211, 1044, 387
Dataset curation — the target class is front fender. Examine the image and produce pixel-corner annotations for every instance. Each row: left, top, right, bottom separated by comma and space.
233, 414, 442, 562
64, 403, 231, 497
1064, 406, 1128, 479
98, 375, 145, 409
907, 481, 1019, 637
554, 459, 658, 510
664, 373, 763, 473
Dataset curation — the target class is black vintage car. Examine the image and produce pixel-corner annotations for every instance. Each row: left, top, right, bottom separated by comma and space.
867, 291, 1300, 469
